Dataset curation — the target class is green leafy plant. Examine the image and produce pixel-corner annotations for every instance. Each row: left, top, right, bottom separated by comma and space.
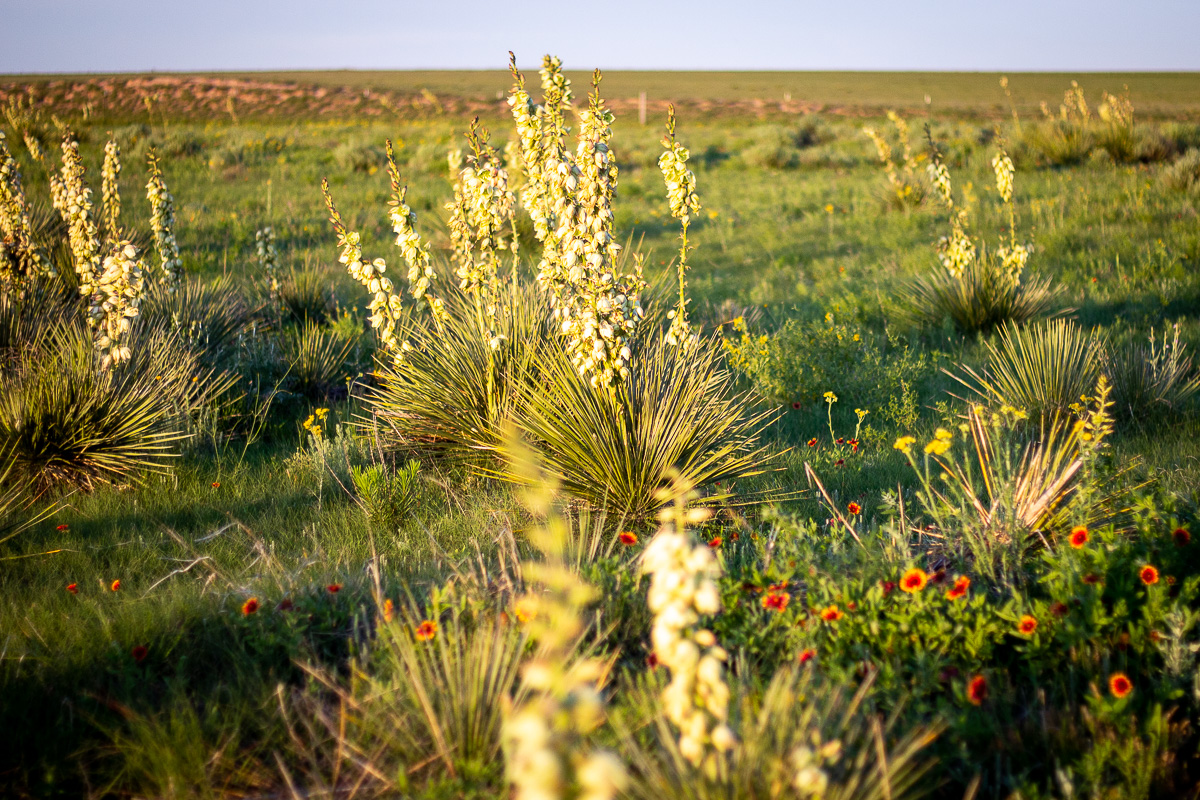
350, 459, 422, 531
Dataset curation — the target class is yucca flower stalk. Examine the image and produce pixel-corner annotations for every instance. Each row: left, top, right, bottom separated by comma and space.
321, 179, 409, 365
503, 441, 628, 800
57, 136, 102, 296
101, 139, 122, 240
91, 241, 146, 368
385, 139, 445, 322
0, 130, 53, 290
21, 132, 45, 166
924, 133, 975, 278
659, 105, 700, 348
862, 111, 922, 207
255, 225, 280, 303
991, 144, 1028, 285
145, 149, 182, 290
642, 480, 736, 776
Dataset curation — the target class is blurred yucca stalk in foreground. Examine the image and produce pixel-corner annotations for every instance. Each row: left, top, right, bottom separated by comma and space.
324, 53, 777, 515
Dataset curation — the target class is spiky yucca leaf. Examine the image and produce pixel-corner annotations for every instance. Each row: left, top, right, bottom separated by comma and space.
1103, 323, 1200, 421
906, 254, 1062, 335
613, 666, 937, 800
955, 319, 1102, 418
138, 276, 259, 371
510, 331, 777, 518
283, 319, 356, 400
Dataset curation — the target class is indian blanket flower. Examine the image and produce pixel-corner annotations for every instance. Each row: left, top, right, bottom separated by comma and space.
847, 502, 861, 515
241, 598, 259, 616
1140, 565, 1159, 585
707, 537, 722, 549
763, 591, 789, 612
1109, 672, 1132, 698
642, 493, 735, 773
66, 583, 78, 594
967, 674, 988, 705
326, 583, 342, 593
807, 438, 818, 447
1174, 527, 1190, 547
1017, 615, 1038, 635
414, 620, 437, 641
131, 645, 148, 664
1069, 525, 1089, 548
798, 648, 816, 664
618, 531, 638, 545
946, 575, 970, 600
1050, 601, 1069, 617
900, 567, 928, 594
381, 598, 395, 623
820, 605, 843, 622
146, 150, 182, 289
880, 580, 896, 596
110, 579, 121, 592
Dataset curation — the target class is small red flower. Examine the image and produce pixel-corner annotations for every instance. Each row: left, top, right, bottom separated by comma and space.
707, 537, 722, 549
131, 645, 148, 664
1017, 615, 1038, 635
110, 579, 121, 592
807, 438, 818, 447
415, 620, 437, 641
967, 674, 988, 705
880, 580, 896, 596
929, 569, 947, 585
381, 598, 396, 623
763, 592, 789, 612
1109, 672, 1132, 698
1050, 601, 1068, 617
1068, 526, 1088, 548
849, 439, 859, 452
1140, 565, 1159, 586
820, 605, 842, 622
618, 531, 638, 545
278, 598, 294, 611
835, 459, 845, 467
1082, 573, 1101, 585
1173, 527, 1190, 547
647, 652, 659, 669
836, 437, 845, 444
946, 576, 970, 600
56, 524, 69, 531
847, 502, 861, 515
791, 401, 802, 410
327, 583, 342, 593
66, 583, 78, 594
242, 598, 259, 616
798, 648, 816, 664
900, 568, 928, 594
211, 482, 220, 489
847, 601, 857, 611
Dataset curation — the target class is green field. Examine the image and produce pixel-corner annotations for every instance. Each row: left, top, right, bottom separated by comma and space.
3, 70, 1200, 798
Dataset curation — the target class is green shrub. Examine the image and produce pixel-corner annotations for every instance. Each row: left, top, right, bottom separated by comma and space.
955, 319, 1103, 418
351, 459, 423, 531
510, 331, 777, 518
332, 141, 386, 174
138, 277, 259, 372
1161, 148, 1200, 194
1023, 120, 1095, 167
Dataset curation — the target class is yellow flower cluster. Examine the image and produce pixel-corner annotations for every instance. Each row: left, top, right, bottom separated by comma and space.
1099, 89, 1134, 128
924, 427, 954, 456
91, 241, 146, 369
102, 140, 122, 239
255, 225, 280, 299
301, 407, 329, 441
659, 105, 701, 347
145, 150, 182, 290
0, 130, 52, 289
642, 495, 735, 774
322, 180, 409, 365
991, 145, 1028, 285
385, 140, 444, 322
57, 137, 103, 296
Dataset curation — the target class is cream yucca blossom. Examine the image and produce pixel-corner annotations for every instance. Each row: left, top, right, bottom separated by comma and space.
642, 482, 735, 776
91, 240, 146, 369
863, 112, 920, 204
21, 131, 45, 165
0, 130, 53, 288
659, 105, 700, 347
446, 122, 516, 348
57, 136, 103, 296
992, 143, 1028, 285
925, 139, 975, 278
1060, 80, 1090, 122
503, 449, 628, 800
255, 225, 280, 300
101, 139, 122, 239
385, 139, 446, 323
991, 151, 1014, 204
1098, 89, 1134, 128
145, 150, 182, 290
790, 741, 843, 798
321, 178, 410, 365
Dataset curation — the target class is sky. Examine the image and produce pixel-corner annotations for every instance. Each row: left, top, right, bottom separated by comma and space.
2, 0, 1198, 74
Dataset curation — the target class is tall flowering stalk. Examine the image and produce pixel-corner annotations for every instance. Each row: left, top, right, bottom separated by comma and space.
321, 179, 409, 365
503, 453, 628, 800
255, 225, 280, 302
991, 144, 1027, 285
446, 120, 516, 348
385, 139, 445, 323
101, 140, 122, 240
659, 105, 700, 347
862, 111, 922, 207
642, 481, 736, 776
91, 241, 146, 369
145, 150, 182, 290
924, 132, 975, 278
57, 136, 102, 296
0, 130, 52, 290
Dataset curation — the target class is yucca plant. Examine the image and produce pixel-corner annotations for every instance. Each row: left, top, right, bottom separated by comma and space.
1103, 323, 1200, 422
0, 321, 190, 496
365, 284, 553, 462
906, 252, 1062, 336
277, 266, 334, 325
283, 319, 356, 400
138, 276, 259, 371
613, 666, 936, 800
955, 319, 1102, 418
509, 331, 777, 518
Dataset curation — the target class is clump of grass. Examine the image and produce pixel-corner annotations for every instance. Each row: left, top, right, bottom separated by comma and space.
954, 319, 1101, 418
1104, 323, 1200, 422
1161, 148, 1200, 194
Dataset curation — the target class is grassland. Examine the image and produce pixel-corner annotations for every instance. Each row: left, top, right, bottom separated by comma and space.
2, 71, 1200, 798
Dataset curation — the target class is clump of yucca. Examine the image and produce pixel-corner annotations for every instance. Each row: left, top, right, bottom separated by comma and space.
1104, 323, 1200, 422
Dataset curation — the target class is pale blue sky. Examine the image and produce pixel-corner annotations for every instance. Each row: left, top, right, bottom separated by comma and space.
2, 0, 1197, 73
